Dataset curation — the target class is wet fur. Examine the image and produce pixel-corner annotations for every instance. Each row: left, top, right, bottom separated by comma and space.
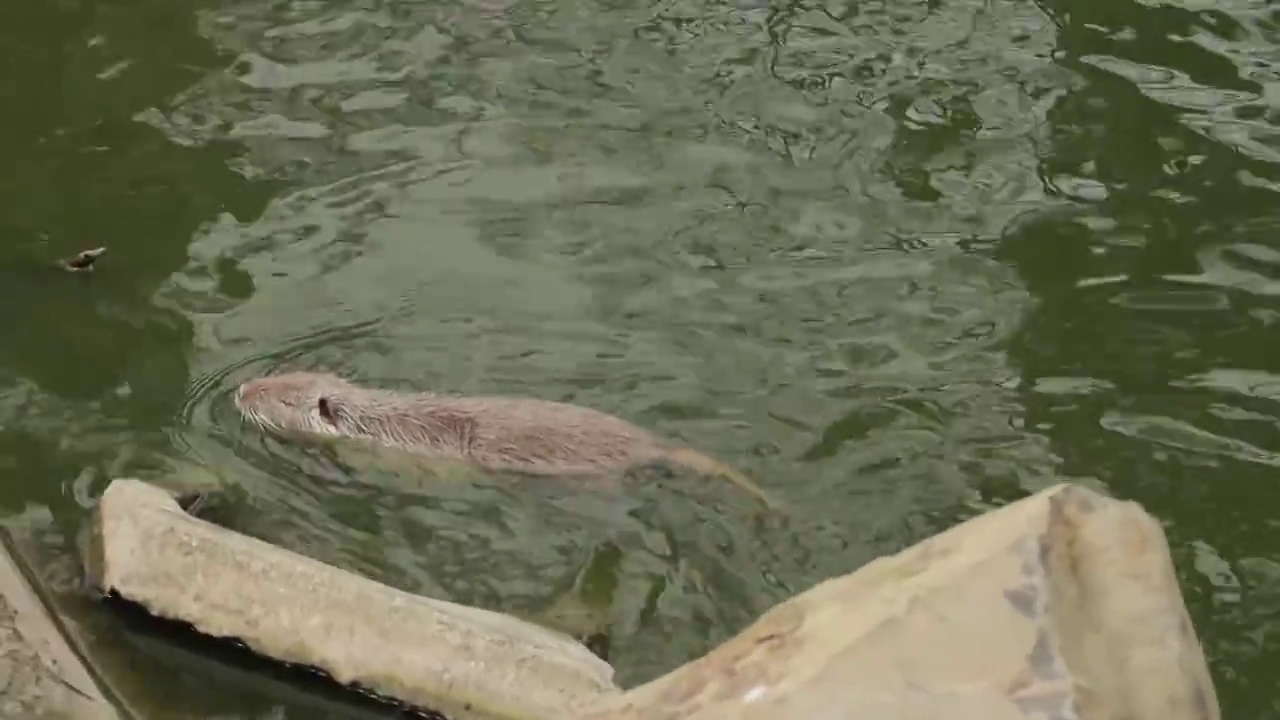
235, 372, 774, 507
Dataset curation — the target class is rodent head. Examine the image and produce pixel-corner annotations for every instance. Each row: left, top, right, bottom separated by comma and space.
234, 371, 356, 438
235, 372, 463, 452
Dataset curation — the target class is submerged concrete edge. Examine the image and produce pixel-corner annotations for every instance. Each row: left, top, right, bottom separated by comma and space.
0, 527, 121, 719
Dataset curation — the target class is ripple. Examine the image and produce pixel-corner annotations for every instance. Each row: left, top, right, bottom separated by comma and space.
261, 11, 393, 39
339, 89, 410, 113
1109, 288, 1232, 311
229, 114, 331, 139
230, 52, 408, 89
1165, 242, 1280, 297
1082, 54, 1259, 111
177, 316, 385, 432
1100, 411, 1280, 467
1192, 539, 1243, 605
1028, 376, 1117, 396
151, 0, 1064, 692
1174, 368, 1280, 401
172, 316, 388, 490
34, 0, 1280, 713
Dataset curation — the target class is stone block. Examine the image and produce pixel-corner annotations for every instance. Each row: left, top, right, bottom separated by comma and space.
0, 530, 120, 719
577, 483, 1220, 720
85, 478, 619, 720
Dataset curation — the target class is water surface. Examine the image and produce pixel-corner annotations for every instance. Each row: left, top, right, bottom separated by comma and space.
1, 0, 1278, 716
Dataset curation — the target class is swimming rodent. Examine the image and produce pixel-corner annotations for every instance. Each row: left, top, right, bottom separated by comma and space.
234, 371, 776, 509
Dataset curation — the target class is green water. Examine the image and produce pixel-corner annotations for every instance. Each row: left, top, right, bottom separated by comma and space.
2, 0, 1278, 716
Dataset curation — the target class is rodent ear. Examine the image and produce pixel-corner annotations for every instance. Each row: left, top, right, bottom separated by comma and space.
317, 396, 338, 425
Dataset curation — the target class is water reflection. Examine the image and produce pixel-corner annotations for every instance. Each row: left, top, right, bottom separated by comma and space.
1012, 1, 1280, 716
154, 0, 1067, 694
0, 0, 283, 717
0, 0, 1276, 715
0, 0, 270, 430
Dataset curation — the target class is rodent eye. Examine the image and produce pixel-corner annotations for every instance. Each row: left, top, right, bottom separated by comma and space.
318, 396, 336, 423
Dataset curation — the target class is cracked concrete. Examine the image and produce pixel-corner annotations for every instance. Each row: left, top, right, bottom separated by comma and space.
0, 531, 119, 720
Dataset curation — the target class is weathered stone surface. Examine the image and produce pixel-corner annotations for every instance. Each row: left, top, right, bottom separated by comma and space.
577, 483, 1220, 720
0, 530, 120, 720
86, 478, 620, 720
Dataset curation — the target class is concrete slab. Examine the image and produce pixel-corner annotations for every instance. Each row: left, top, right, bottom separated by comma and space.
85, 478, 620, 720
578, 483, 1220, 720
0, 530, 120, 720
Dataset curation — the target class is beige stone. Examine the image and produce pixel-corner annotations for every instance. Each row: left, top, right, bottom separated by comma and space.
0, 530, 120, 719
84, 477, 1220, 720
578, 483, 1220, 720
85, 478, 619, 720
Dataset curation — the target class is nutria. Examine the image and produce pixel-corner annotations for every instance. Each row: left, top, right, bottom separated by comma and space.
234, 371, 775, 508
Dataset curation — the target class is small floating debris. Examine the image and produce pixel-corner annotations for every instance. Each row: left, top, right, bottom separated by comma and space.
60, 246, 106, 272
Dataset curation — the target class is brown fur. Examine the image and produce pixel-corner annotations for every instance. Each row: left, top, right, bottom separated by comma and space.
234, 372, 774, 508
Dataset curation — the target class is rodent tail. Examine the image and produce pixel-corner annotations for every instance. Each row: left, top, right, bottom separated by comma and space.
664, 446, 779, 512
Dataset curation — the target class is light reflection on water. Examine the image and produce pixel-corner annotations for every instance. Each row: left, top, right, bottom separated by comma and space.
1, 0, 1279, 716
158, 0, 1052, 697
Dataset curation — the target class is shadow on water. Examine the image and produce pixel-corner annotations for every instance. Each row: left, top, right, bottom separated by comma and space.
0, 0, 312, 717
1002, 1, 1280, 717
0, 0, 272, 446
101, 593, 447, 719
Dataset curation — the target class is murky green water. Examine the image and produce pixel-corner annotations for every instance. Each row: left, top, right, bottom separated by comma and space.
2, 0, 1278, 716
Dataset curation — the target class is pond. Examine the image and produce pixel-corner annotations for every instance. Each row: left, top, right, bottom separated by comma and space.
0, 0, 1276, 716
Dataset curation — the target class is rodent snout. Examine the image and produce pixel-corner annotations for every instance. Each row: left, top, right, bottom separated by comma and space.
233, 380, 259, 407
